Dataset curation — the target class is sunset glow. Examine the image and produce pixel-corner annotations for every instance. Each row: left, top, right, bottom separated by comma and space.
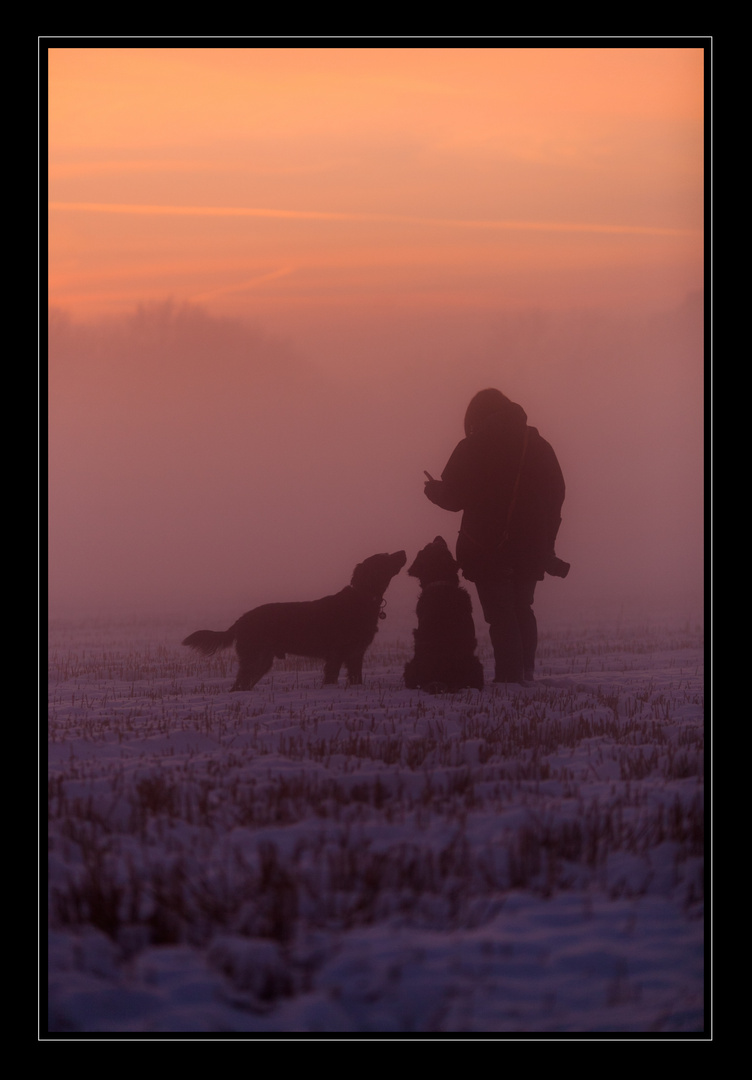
46, 44, 705, 617
45, 46, 707, 1043
48, 46, 703, 324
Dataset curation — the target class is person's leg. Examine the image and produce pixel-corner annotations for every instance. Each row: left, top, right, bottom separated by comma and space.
514, 578, 538, 682
475, 575, 524, 683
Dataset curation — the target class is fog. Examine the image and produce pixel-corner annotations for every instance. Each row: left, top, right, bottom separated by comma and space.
47, 294, 703, 624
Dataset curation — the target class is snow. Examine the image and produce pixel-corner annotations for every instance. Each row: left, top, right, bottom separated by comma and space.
45, 604, 705, 1037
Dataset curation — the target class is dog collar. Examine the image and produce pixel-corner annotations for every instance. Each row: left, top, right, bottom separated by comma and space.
349, 585, 388, 618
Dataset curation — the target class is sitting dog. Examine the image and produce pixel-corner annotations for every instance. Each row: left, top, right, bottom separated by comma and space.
183, 550, 407, 691
404, 536, 484, 693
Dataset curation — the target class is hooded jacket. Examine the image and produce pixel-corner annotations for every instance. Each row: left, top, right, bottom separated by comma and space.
425, 400, 565, 582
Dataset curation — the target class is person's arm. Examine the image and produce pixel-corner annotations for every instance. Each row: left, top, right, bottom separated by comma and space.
536, 442, 566, 555
424, 478, 464, 511
423, 441, 468, 512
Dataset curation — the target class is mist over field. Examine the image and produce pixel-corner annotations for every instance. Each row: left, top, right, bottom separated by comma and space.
48, 293, 703, 624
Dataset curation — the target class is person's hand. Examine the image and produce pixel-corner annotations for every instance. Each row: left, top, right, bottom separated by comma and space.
423, 479, 444, 505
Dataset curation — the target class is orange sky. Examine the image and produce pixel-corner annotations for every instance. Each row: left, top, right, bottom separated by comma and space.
48, 46, 704, 326
46, 45, 705, 617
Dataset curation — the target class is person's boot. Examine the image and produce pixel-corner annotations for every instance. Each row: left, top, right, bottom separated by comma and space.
490, 629, 524, 685
493, 666, 526, 684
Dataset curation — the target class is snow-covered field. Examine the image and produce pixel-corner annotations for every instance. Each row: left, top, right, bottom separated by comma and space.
46, 600, 705, 1036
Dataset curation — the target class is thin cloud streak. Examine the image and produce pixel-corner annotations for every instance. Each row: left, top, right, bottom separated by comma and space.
49, 202, 695, 238
190, 267, 296, 302
49, 159, 352, 179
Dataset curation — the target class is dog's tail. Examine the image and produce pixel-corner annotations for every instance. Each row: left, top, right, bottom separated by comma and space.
182, 627, 236, 656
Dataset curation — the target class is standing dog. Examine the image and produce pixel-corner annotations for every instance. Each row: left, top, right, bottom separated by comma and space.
404, 536, 484, 693
183, 550, 407, 691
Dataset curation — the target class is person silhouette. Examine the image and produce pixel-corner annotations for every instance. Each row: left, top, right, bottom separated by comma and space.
424, 388, 568, 685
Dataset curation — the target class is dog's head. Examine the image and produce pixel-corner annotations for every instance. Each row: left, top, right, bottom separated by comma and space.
407, 536, 460, 588
351, 550, 407, 597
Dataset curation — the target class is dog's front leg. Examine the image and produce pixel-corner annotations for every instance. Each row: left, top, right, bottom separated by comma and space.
345, 654, 364, 685
322, 657, 342, 685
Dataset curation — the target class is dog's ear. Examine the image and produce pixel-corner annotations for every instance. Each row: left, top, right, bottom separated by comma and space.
427, 537, 460, 579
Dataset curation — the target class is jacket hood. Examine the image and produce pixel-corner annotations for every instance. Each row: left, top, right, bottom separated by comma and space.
473, 399, 528, 437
